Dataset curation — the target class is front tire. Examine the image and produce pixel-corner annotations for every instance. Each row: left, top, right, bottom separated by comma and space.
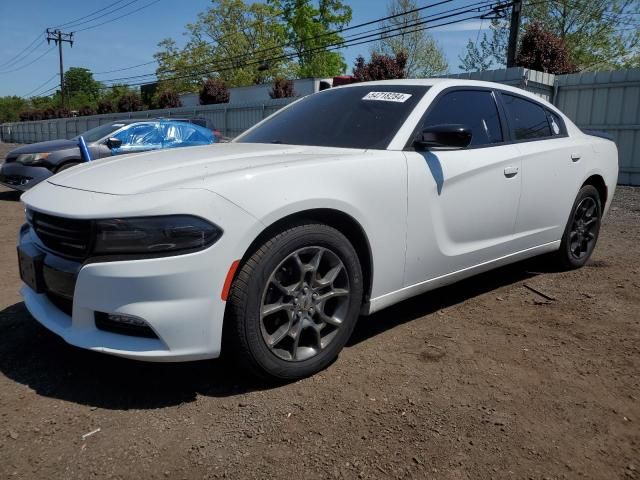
557, 185, 602, 269
55, 162, 81, 173
225, 223, 363, 380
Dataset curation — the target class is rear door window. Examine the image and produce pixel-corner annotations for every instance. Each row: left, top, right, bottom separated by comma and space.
501, 94, 552, 140
421, 89, 503, 147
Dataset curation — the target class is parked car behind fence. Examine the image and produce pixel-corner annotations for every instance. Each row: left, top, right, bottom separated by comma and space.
0, 118, 217, 191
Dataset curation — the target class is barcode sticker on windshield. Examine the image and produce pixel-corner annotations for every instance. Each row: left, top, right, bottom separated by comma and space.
362, 91, 412, 103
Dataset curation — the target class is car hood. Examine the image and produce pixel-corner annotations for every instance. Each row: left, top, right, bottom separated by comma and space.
46, 142, 363, 195
7, 139, 79, 156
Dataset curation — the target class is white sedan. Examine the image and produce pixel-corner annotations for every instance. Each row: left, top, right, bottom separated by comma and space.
17, 79, 618, 380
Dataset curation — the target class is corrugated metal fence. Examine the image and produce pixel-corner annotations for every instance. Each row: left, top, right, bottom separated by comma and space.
2, 68, 639, 185
444, 67, 640, 185
0, 97, 295, 145
443, 67, 556, 101
554, 69, 640, 186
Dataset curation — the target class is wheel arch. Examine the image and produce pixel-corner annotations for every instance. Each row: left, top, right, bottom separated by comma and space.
54, 158, 83, 173
236, 208, 374, 306
582, 174, 608, 207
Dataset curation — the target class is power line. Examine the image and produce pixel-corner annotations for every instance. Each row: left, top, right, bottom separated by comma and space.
81, 0, 489, 81
0, 47, 54, 75
53, 0, 132, 29
524, 0, 640, 29
29, 83, 60, 99
0, 39, 47, 71
0, 32, 44, 68
102, 5, 502, 89
22, 73, 58, 98
93, 0, 459, 79
93, 59, 157, 75
0, 2, 140, 76
98, 0, 498, 86
46, 29, 74, 108
73, 0, 162, 33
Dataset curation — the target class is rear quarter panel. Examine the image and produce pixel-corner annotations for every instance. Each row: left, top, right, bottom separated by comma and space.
586, 135, 619, 216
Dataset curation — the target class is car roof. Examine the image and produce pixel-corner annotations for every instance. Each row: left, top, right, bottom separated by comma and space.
336, 78, 558, 111
108, 118, 202, 125
108, 118, 211, 129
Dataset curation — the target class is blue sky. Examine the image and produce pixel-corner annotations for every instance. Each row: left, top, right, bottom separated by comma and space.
0, 0, 490, 97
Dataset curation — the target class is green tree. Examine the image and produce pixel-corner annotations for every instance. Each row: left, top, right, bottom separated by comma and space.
30, 95, 56, 110
459, 18, 508, 72
0, 96, 27, 123
524, 0, 639, 70
155, 88, 182, 108
269, 77, 296, 98
63, 67, 102, 106
460, 0, 640, 72
117, 91, 143, 112
269, 0, 352, 77
154, 0, 292, 90
373, 0, 447, 77
353, 51, 407, 81
516, 23, 574, 74
199, 78, 230, 104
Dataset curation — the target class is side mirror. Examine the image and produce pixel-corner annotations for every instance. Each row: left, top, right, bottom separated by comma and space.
105, 137, 122, 149
413, 124, 472, 150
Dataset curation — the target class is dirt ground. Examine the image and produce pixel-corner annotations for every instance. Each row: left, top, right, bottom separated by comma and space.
0, 142, 638, 480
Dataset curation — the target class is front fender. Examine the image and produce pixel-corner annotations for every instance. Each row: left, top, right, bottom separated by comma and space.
208, 151, 408, 299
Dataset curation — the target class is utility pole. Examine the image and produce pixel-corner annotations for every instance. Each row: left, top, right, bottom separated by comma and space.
506, 0, 523, 68
46, 29, 74, 108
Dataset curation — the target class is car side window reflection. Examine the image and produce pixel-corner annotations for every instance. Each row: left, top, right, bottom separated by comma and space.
502, 94, 553, 140
422, 90, 504, 147
114, 123, 161, 146
547, 110, 564, 136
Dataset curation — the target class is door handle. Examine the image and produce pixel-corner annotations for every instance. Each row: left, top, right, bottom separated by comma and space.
571, 153, 581, 162
504, 166, 519, 178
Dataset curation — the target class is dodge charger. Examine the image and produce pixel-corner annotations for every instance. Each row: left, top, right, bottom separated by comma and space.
17, 79, 618, 380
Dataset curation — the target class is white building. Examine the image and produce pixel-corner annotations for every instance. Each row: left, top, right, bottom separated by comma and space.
179, 78, 333, 106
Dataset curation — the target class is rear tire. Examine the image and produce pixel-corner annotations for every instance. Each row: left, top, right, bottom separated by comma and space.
556, 185, 602, 269
225, 223, 363, 381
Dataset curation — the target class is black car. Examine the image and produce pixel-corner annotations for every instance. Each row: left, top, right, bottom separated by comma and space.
0, 118, 218, 191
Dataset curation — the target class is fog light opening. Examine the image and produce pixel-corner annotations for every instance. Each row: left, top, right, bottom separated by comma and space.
94, 312, 158, 339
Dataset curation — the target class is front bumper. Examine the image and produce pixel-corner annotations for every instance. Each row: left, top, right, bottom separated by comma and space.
18, 185, 263, 362
0, 162, 52, 191
20, 235, 229, 361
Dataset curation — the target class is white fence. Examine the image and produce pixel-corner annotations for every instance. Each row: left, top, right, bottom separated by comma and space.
2, 68, 640, 185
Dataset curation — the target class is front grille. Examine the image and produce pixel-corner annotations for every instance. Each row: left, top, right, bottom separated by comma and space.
30, 210, 92, 259
0, 174, 32, 186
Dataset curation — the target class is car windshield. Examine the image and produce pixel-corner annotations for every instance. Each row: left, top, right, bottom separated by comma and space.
237, 85, 429, 149
74, 123, 127, 143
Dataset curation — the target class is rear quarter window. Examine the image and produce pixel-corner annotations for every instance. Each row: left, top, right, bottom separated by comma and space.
502, 93, 552, 141
547, 110, 565, 136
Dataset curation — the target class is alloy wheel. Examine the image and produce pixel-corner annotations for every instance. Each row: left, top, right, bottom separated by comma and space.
259, 246, 351, 362
569, 196, 599, 260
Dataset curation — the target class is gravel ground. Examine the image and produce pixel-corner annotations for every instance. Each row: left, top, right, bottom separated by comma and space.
0, 143, 638, 479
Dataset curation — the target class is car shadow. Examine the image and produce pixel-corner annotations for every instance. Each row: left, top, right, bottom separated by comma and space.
0, 189, 22, 201
347, 258, 552, 346
0, 302, 268, 410
0, 257, 558, 410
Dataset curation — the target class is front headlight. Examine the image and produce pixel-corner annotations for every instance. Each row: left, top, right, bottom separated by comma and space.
93, 215, 222, 255
16, 153, 50, 166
